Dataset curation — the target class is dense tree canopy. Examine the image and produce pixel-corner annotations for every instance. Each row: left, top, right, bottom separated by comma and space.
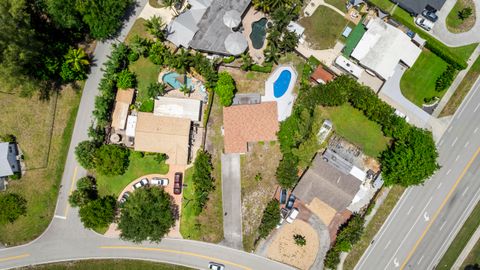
276, 154, 299, 188
0, 193, 27, 224
192, 150, 215, 215
215, 72, 236, 106
258, 199, 280, 238
75, 140, 98, 170
94, 144, 130, 176
69, 176, 98, 207
118, 187, 176, 243
78, 195, 117, 229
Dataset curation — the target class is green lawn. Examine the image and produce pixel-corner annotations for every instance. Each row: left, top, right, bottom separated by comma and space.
400, 50, 449, 106
21, 259, 192, 270
441, 54, 480, 116
325, 0, 347, 12
319, 104, 390, 157
299, 6, 350, 49
125, 18, 152, 44
96, 151, 169, 197
437, 200, 480, 269
446, 0, 476, 33
461, 238, 480, 269
179, 167, 200, 239
129, 56, 162, 103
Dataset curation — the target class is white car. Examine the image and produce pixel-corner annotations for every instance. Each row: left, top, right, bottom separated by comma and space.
133, 178, 149, 189
151, 177, 169, 186
208, 262, 225, 270
286, 208, 299, 223
415, 17, 434, 31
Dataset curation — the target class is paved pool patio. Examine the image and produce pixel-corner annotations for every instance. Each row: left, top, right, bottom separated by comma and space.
262, 65, 297, 121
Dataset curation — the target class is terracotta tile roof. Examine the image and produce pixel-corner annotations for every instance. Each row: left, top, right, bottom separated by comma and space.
223, 102, 279, 153
310, 66, 335, 84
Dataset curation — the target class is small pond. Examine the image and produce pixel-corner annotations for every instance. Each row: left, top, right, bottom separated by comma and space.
250, 18, 267, 50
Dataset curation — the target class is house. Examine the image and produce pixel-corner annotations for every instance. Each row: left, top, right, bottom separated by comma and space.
111, 88, 135, 131
351, 17, 421, 80
390, 0, 446, 15
167, 0, 250, 55
310, 66, 335, 84
223, 102, 279, 154
154, 97, 202, 122
134, 112, 191, 165
0, 142, 21, 179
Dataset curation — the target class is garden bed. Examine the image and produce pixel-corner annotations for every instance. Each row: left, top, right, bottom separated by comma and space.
446, 0, 476, 33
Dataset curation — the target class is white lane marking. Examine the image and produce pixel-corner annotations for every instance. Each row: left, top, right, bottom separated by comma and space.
418, 255, 425, 265
386, 196, 433, 268
448, 126, 453, 133
54, 215, 66, 220
452, 137, 458, 146
439, 220, 447, 231
407, 206, 414, 215
438, 139, 444, 147
394, 258, 400, 267
456, 155, 461, 162
465, 141, 470, 148
385, 240, 392, 250
475, 127, 479, 134
437, 182, 443, 189
474, 103, 480, 112
462, 186, 470, 197
446, 169, 452, 175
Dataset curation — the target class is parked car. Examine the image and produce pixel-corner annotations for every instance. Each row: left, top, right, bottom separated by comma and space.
208, 262, 225, 270
133, 178, 149, 189
280, 207, 289, 218
174, 172, 183, 195
286, 208, 299, 223
279, 188, 287, 204
415, 17, 434, 31
286, 194, 296, 210
422, 9, 438, 22
150, 177, 169, 186
120, 191, 130, 204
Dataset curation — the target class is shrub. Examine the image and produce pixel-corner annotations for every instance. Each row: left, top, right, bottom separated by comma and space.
69, 176, 98, 207
258, 199, 280, 239
0, 193, 27, 224
294, 234, 307, 246
116, 69, 136, 89
95, 144, 130, 176
192, 150, 215, 215
215, 72, 236, 106
222, 56, 235, 64
251, 64, 273, 73
128, 51, 139, 63
425, 42, 466, 70
276, 154, 299, 189
459, 7, 473, 20
324, 247, 341, 269
146, 82, 166, 99
0, 134, 16, 143
435, 65, 456, 91
9, 172, 21, 180
75, 140, 99, 170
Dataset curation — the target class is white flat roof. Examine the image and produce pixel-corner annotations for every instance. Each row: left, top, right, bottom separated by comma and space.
154, 97, 202, 122
335, 55, 363, 78
126, 115, 137, 137
351, 18, 421, 80
350, 166, 366, 182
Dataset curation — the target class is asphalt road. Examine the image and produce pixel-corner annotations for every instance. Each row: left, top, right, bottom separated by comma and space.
0, 1, 293, 269
356, 78, 480, 270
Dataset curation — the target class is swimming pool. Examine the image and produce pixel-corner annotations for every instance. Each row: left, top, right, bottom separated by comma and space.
162, 71, 193, 90
273, 70, 292, 98
250, 18, 267, 49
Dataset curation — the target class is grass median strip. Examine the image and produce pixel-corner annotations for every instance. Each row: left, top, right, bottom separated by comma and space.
20, 259, 192, 270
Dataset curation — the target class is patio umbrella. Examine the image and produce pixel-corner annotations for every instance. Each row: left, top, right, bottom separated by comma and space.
175, 74, 186, 84
223, 10, 242, 28
224, 32, 248, 56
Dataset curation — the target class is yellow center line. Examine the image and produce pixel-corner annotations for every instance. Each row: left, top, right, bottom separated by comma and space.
64, 166, 78, 217
100, 246, 252, 270
400, 147, 480, 269
0, 253, 30, 262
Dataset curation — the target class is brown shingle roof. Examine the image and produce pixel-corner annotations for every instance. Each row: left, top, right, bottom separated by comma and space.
223, 102, 279, 153
310, 66, 335, 84
134, 112, 191, 165
111, 89, 135, 130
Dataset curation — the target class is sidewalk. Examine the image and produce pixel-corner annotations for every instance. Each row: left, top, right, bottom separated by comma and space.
452, 225, 480, 269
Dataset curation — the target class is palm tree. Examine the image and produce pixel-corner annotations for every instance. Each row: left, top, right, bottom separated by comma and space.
144, 16, 166, 41
179, 84, 190, 96
241, 53, 253, 71
264, 44, 279, 64
163, 0, 179, 16
65, 47, 90, 73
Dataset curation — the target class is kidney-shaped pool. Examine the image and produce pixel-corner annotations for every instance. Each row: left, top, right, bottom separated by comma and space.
273, 70, 292, 98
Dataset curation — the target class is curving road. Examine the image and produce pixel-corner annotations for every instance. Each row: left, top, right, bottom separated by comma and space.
0, 1, 293, 269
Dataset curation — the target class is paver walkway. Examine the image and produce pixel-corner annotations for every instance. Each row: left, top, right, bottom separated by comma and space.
452, 225, 480, 269
221, 153, 243, 250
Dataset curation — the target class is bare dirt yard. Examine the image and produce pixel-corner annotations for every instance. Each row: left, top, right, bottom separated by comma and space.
219, 66, 269, 94
267, 220, 319, 270
240, 142, 282, 251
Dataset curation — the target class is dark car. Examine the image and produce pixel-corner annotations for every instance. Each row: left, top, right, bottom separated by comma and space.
279, 188, 288, 204
422, 9, 438, 22
286, 194, 296, 210
174, 172, 183, 195
120, 191, 131, 204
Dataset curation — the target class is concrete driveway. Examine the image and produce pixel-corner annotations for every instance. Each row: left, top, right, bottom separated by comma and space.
221, 153, 243, 250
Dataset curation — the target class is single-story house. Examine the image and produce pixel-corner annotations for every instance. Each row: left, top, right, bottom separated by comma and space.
391, 0, 446, 15
167, 0, 250, 55
223, 102, 279, 154
111, 88, 135, 131
293, 149, 365, 225
134, 112, 191, 165
154, 97, 202, 122
0, 142, 21, 179
351, 17, 421, 80
310, 66, 335, 84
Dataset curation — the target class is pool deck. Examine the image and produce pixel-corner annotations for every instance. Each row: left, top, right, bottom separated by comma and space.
262, 65, 297, 121
242, 7, 267, 64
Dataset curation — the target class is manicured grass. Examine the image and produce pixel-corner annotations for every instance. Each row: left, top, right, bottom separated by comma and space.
441, 54, 480, 116
299, 6, 350, 49
129, 56, 162, 104
96, 151, 169, 197
0, 87, 81, 245
179, 167, 200, 239
319, 104, 390, 158
325, 0, 347, 12
461, 238, 480, 269
437, 200, 480, 269
343, 186, 406, 270
21, 259, 192, 270
125, 18, 152, 44
446, 0, 476, 33
400, 50, 449, 106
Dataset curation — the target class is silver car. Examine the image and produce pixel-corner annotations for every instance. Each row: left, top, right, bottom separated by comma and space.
150, 177, 169, 186
133, 178, 149, 189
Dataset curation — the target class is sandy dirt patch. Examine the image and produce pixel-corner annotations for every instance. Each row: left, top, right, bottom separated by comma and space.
306, 197, 337, 225
267, 220, 319, 270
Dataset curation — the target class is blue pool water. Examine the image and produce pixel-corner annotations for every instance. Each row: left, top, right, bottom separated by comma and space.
273, 70, 292, 98
162, 71, 194, 90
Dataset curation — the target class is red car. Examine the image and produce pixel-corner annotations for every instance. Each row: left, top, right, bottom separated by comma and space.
174, 172, 183, 195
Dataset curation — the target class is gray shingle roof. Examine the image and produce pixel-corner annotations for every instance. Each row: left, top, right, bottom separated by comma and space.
391, 0, 447, 15
0, 143, 18, 177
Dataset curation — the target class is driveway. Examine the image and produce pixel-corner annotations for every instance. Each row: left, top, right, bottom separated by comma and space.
221, 153, 243, 250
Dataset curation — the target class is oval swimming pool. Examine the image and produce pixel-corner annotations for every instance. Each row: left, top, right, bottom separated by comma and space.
273, 70, 292, 98
250, 18, 267, 49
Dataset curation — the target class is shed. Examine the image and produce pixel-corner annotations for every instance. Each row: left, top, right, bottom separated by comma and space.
111, 89, 134, 131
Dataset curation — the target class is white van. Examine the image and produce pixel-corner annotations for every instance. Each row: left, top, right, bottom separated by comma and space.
286, 208, 299, 223
415, 17, 434, 31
